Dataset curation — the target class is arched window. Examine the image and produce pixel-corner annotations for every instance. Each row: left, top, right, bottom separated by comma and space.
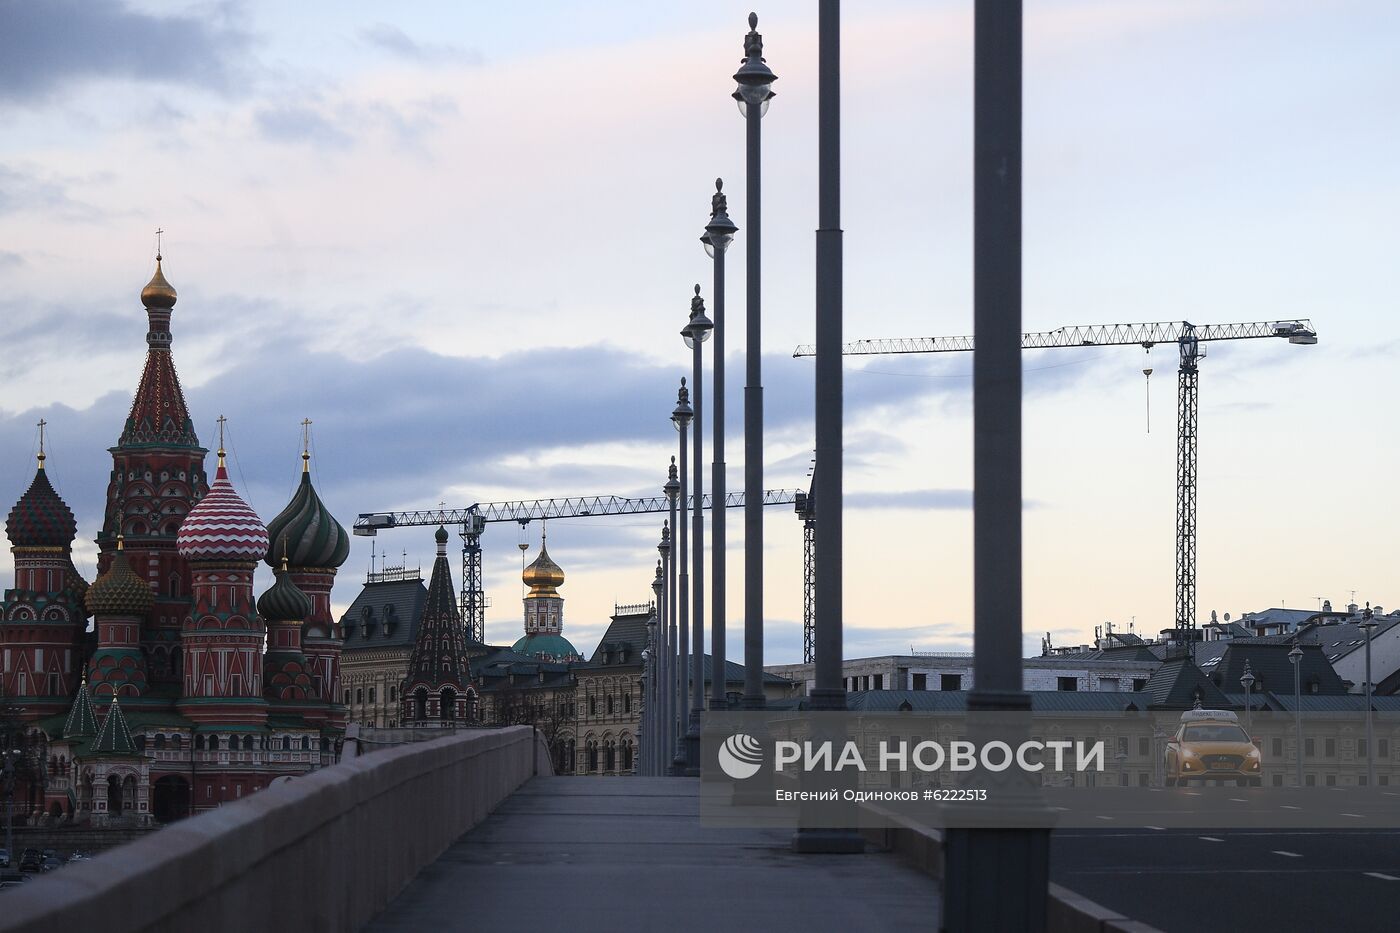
389, 686, 396, 702
195, 734, 205, 751
154, 733, 166, 749
621, 738, 634, 773
414, 688, 428, 721
356, 688, 363, 705
242, 735, 254, 751
208, 735, 220, 751
604, 740, 616, 772
441, 688, 457, 721
301, 736, 310, 750
282, 735, 292, 750
368, 687, 376, 704
171, 734, 182, 750
586, 740, 598, 773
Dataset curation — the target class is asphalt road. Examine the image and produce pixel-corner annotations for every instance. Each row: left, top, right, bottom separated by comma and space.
1052, 827, 1400, 931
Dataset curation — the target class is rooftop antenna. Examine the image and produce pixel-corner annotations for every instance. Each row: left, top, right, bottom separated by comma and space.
370, 540, 376, 576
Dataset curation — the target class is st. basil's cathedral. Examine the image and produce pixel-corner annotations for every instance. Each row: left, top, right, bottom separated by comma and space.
0, 257, 352, 826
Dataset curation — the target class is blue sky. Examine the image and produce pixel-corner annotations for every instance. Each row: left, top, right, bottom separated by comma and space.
1, 0, 1397, 661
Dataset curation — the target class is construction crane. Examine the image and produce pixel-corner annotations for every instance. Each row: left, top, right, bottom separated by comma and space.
794, 319, 1318, 659
354, 490, 802, 643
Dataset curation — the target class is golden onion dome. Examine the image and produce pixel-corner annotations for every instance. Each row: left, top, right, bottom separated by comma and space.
141, 256, 178, 309
522, 544, 564, 596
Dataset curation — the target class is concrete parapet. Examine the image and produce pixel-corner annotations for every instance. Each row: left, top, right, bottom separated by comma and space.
0, 726, 544, 933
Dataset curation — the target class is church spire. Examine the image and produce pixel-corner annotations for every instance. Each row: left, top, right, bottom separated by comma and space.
120, 249, 199, 449
401, 527, 475, 724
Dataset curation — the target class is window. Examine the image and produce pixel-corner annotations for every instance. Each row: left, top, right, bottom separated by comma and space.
1101, 678, 1120, 692
344, 690, 351, 705
606, 696, 614, 715
356, 688, 363, 705
1304, 738, 1315, 758
1382, 775, 1391, 787
941, 674, 961, 691
1325, 774, 1336, 787
282, 735, 291, 750
1324, 738, 1336, 758
1305, 774, 1316, 786
589, 697, 597, 716
623, 694, 631, 714
1381, 740, 1391, 759
209, 735, 220, 751
242, 735, 253, 751
389, 687, 396, 702
1117, 737, 1129, 757
1272, 738, 1283, 757
912, 674, 927, 691
1272, 774, 1284, 787
1138, 737, 1149, 756
1359, 739, 1368, 759
874, 674, 884, 690
1132, 679, 1148, 692
368, 687, 376, 704
1057, 677, 1078, 692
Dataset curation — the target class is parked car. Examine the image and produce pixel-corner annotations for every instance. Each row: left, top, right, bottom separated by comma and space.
0, 848, 10, 868
18, 849, 42, 873
40, 856, 62, 872
0, 871, 32, 892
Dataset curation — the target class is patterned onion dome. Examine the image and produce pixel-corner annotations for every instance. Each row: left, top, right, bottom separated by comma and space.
86, 540, 154, 616
141, 257, 177, 309
264, 466, 349, 569
177, 461, 269, 562
6, 463, 77, 549
257, 561, 313, 622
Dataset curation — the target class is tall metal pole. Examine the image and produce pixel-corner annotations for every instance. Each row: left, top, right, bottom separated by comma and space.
1175, 327, 1200, 657
689, 295, 707, 760
810, 1, 843, 718
657, 527, 671, 775
1291, 645, 1304, 787
792, 0, 863, 856
1362, 610, 1376, 787
706, 181, 737, 712
666, 469, 681, 771
674, 387, 692, 773
945, 3, 1048, 929
733, 13, 775, 710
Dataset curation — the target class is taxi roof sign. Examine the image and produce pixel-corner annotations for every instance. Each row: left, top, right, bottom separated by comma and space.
1180, 709, 1238, 723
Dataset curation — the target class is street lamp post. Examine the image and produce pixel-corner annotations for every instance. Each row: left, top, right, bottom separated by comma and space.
733, 13, 776, 711
1360, 605, 1377, 787
1240, 660, 1255, 736
663, 468, 680, 772
651, 560, 666, 775
656, 526, 671, 775
703, 180, 738, 711
640, 643, 653, 777
1289, 643, 1304, 787
671, 386, 693, 773
683, 289, 713, 768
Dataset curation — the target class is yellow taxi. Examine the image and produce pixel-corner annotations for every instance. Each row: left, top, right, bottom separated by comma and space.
1165, 709, 1262, 787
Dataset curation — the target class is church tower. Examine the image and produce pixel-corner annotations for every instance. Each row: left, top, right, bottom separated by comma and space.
175, 425, 270, 726
263, 432, 350, 727
400, 527, 475, 725
1, 433, 90, 716
98, 256, 209, 686
512, 525, 581, 662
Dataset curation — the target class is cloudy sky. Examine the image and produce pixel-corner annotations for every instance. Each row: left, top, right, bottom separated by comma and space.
1, 0, 1396, 663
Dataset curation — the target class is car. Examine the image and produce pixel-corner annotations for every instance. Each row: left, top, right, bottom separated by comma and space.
1165, 709, 1263, 787
0, 848, 9, 868
18, 850, 42, 873
0, 871, 31, 893
40, 857, 62, 872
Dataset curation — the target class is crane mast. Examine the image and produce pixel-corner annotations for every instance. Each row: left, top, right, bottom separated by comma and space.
793, 319, 1316, 657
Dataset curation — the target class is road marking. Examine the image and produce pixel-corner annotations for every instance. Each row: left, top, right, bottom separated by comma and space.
1229, 797, 1247, 802
1272, 850, 1302, 858
1281, 805, 1301, 810
1095, 815, 1114, 821
1383, 792, 1400, 797
1185, 791, 1201, 797
1199, 836, 1225, 842
1144, 825, 1166, 831
1341, 813, 1364, 818
1364, 872, 1400, 882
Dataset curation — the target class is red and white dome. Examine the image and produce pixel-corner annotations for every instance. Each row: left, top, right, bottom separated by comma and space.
177, 463, 269, 562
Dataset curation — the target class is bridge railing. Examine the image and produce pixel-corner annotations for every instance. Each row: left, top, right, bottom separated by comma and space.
0, 725, 551, 933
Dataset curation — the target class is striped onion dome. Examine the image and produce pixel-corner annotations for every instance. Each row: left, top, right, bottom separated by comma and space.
264, 465, 349, 569
257, 561, 312, 622
6, 463, 77, 549
86, 539, 154, 616
177, 461, 269, 562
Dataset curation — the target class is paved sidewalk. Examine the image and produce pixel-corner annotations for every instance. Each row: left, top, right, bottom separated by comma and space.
365, 776, 938, 932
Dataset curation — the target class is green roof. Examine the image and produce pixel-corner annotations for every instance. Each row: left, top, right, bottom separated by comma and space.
512, 632, 582, 662
90, 697, 137, 756
63, 681, 98, 738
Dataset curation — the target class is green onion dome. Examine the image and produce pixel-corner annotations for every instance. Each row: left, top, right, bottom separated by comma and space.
264, 461, 350, 570
257, 561, 313, 623
6, 459, 77, 550
86, 538, 154, 616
